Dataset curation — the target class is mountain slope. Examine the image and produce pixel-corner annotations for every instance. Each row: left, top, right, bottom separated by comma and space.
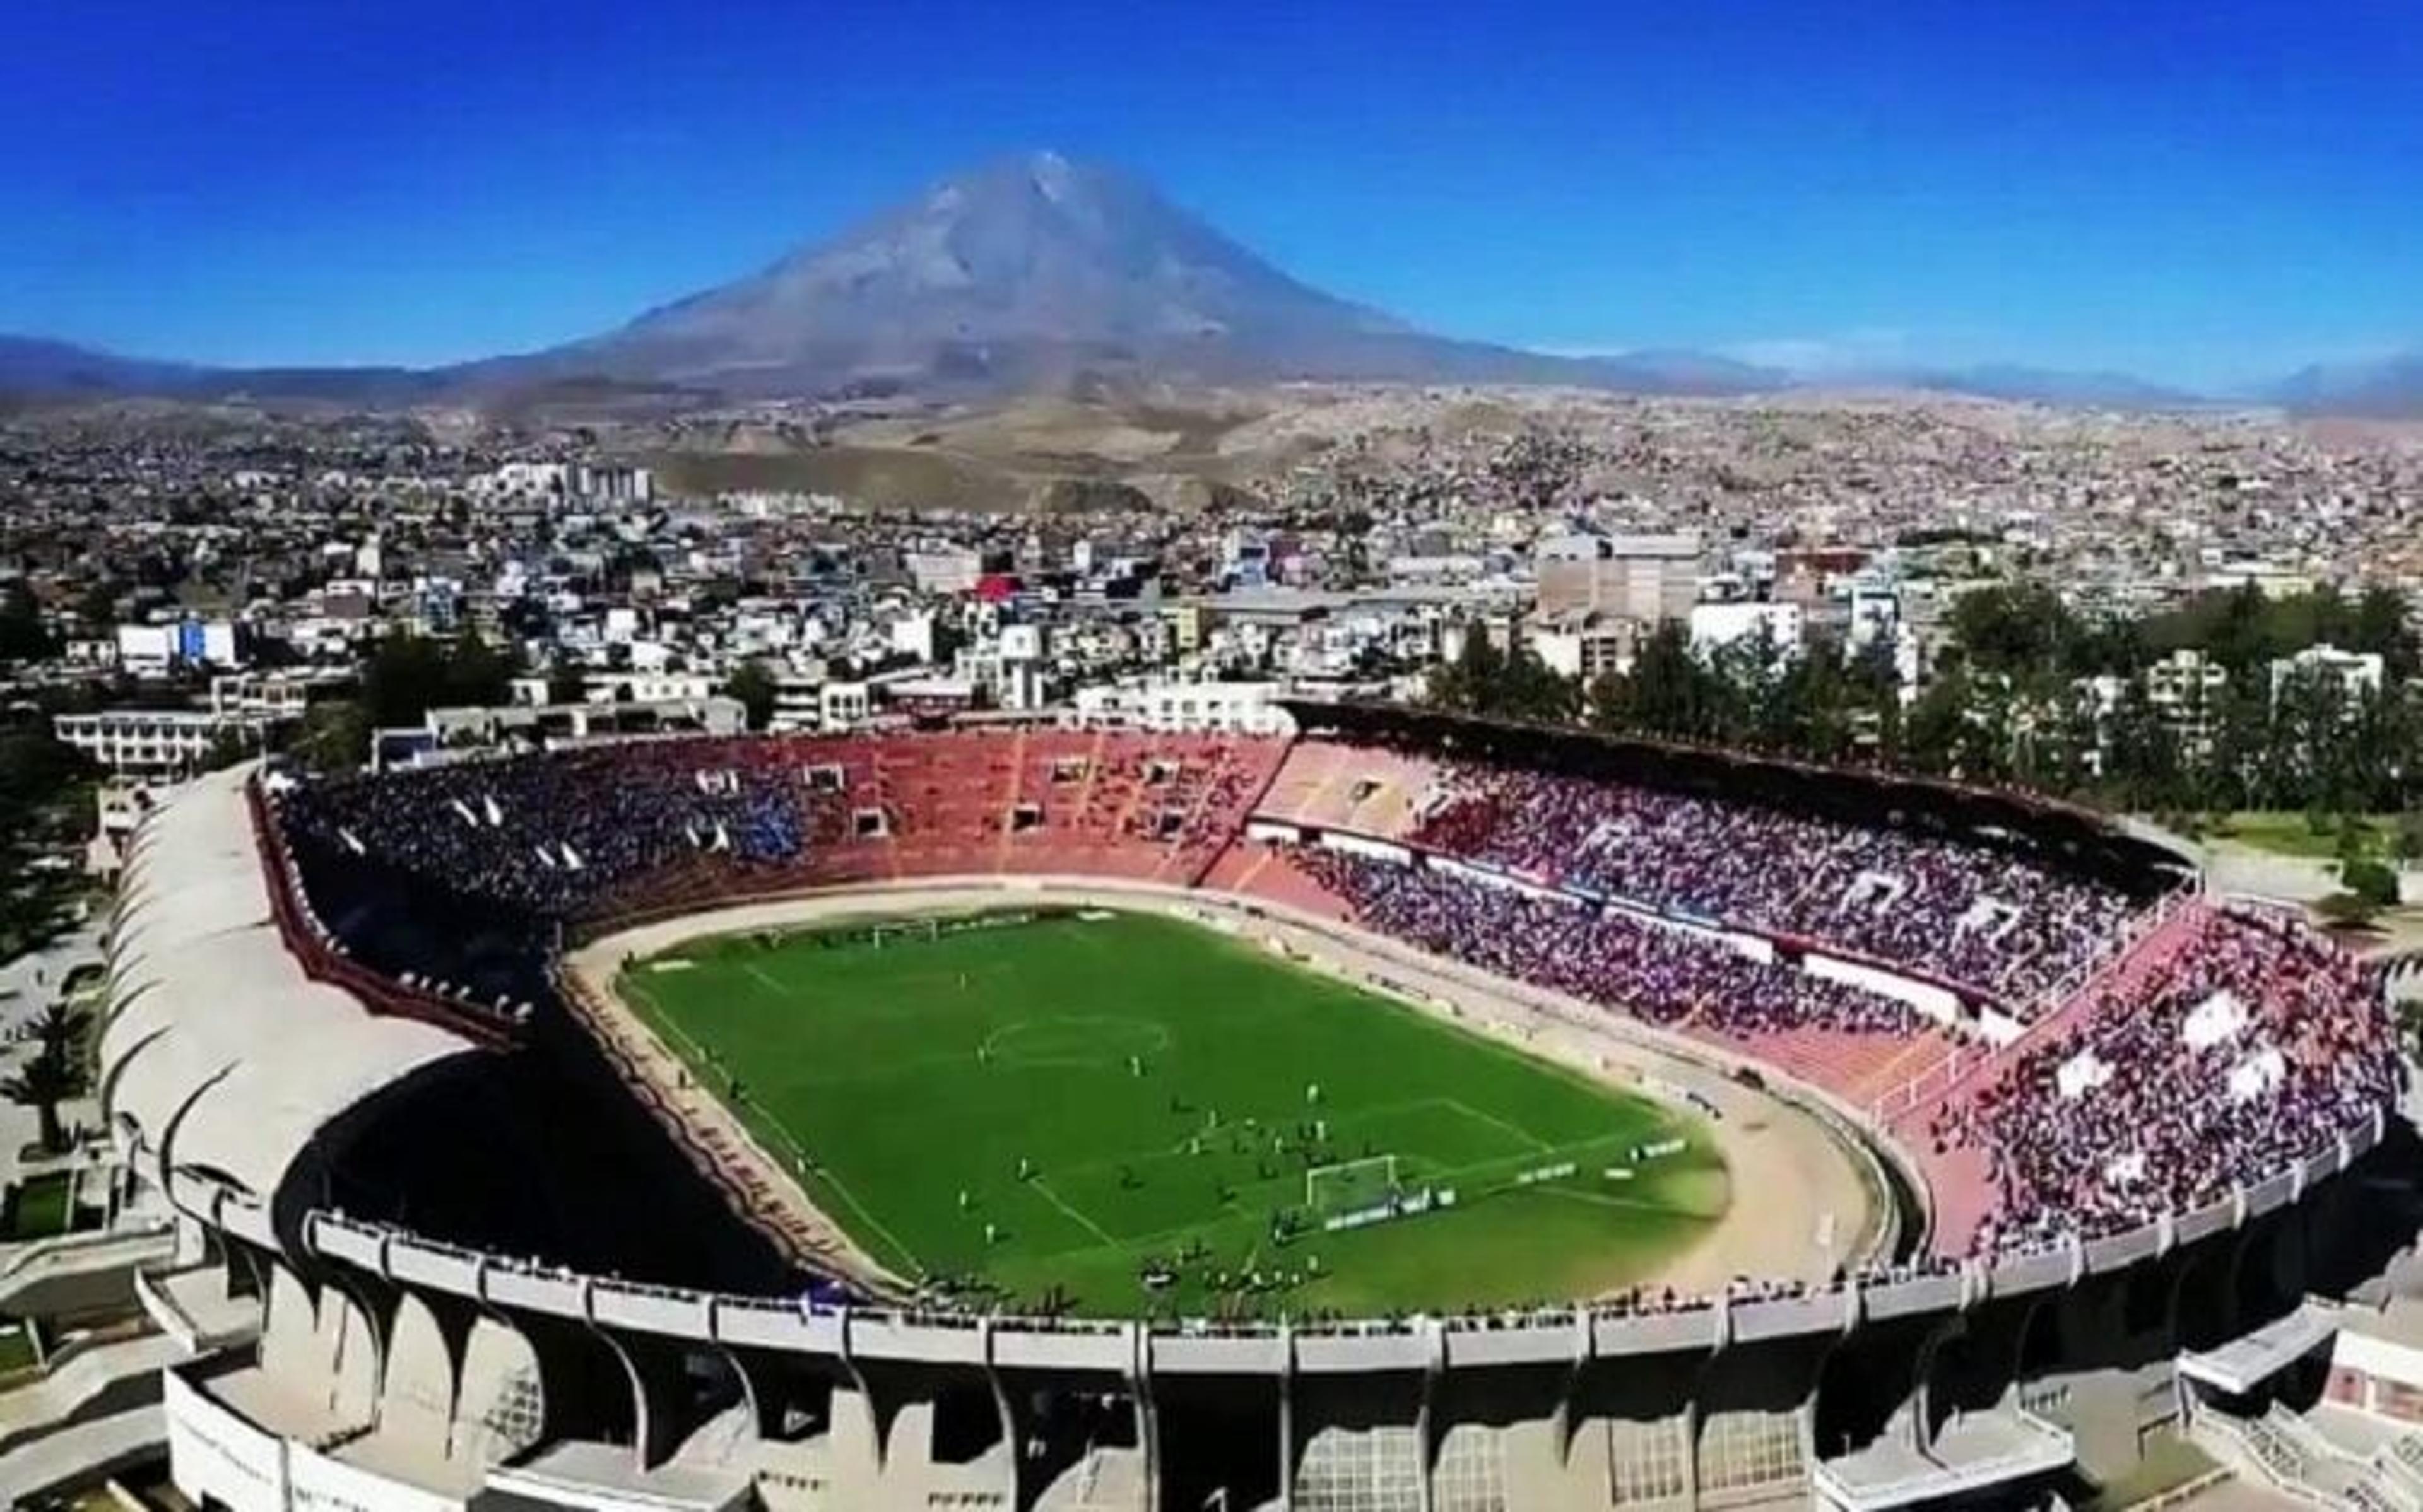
18, 153, 2361, 409
2271, 353, 2423, 418
0, 336, 196, 396
2, 155, 1780, 402
0, 336, 457, 406
538, 151, 1772, 394
1812, 363, 2210, 409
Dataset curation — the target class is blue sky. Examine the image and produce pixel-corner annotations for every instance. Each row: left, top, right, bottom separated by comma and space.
3, 0, 2417, 387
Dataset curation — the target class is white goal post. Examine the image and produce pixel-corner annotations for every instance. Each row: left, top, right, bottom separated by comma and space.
1305, 1154, 1399, 1213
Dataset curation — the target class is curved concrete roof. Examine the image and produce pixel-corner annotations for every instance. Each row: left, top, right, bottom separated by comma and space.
101, 765, 475, 1209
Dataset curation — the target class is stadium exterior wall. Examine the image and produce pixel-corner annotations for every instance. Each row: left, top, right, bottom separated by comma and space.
151, 1168, 2373, 1512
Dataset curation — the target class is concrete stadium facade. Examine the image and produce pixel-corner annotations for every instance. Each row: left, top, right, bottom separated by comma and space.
107, 766, 2402, 1512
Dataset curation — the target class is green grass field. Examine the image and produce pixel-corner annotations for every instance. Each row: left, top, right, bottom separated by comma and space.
618, 909, 1725, 1318
1, 1171, 77, 1242
0, 1325, 35, 1378
2209, 811, 2400, 861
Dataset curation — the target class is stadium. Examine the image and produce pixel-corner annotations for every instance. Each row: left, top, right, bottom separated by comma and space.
101, 701, 2416, 1512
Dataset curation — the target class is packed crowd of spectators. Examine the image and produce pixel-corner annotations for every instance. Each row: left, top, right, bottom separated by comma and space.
1295, 848, 1922, 1036
1936, 906, 2403, 1253
1408, 763, 2139, 1007
279, 741, 813, 916
1295, 847, 2402, 1260
274, 730, 1284, 920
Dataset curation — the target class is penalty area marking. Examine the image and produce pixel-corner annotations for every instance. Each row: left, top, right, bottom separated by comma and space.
1027, 1177, 1120, 1248
741, 961, 793, 998
1530, 1183, 1722, 1223
1442, 1096, 1552, 1154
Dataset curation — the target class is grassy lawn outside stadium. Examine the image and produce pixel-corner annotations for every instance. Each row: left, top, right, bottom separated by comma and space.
617, 909, 1726, 1318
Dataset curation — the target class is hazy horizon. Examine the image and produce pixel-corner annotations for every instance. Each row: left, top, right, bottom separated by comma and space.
4, 0, 2417, 388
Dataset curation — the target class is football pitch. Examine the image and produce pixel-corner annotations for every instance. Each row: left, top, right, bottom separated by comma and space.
616, 908, 1726, 1318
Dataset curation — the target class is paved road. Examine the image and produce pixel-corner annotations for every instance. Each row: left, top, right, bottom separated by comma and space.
0, 917, 107, 1186
0, 917, 103, 1044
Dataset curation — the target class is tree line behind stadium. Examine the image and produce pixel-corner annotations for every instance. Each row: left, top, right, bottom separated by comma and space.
1427, 580, 2423, 844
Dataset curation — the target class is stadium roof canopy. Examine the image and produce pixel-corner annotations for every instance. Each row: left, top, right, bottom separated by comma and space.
100, 763, 476, 1215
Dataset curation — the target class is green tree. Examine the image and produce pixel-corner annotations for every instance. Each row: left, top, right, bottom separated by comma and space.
1491, 640, 1579, 723
72, 582, 119, 631
725, 661, 780, 732
1948, 583, 2089, 679
2104, 676, 2181, 809
362, 633, 517, 728
1, 1004, 88, 1155
1765, 631, 1858, 760
200, 724, 260, 773
1427, 626, 1503, 716
0, 583, 52, 663
2196, 674, 2267, 814
2349, 585, 2420, 684
362, 635, 449, 728
442, 633, 517, 710
1844, 636, 1904, 760
0, 728, 87, 818
2341, 858, 2400, 910
1593, 620, 1722, 741
287, 701, 372, 774
546, 655, 589, 708
2198, 582, 2282, 674
1902, 666, 1975, 776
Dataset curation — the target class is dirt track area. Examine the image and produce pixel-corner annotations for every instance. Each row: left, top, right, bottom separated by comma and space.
572, 878, 1892, 1306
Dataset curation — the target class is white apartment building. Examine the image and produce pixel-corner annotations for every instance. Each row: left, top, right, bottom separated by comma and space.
821, 681, 873, 729
2078, 648, 2230, 755
2271, 644, 2385, 705
1526, 613, 1640, 682
506, 671, 719, 706
88, 777, 177, 874
1069, 679, 1294, 736
1689, 601, 1807, 661
54, 709, 265, 778
905, 548, 983, 596
115, 619, 243, 674
572, 463, 653, 503
209, 670, 349, 719
420, 696, 746, 750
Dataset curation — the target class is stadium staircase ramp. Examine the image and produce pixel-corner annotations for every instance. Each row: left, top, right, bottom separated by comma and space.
1877, 897, 2211, 1131
2381, 1433, 2423, 1507
0, 1223, 176, 1318
0, 1400, 164, 1506
1028, 1446, 1148, 1512
134, 1259, 264, 1354
1812, 1406, 2075, 1512
0, 1328, 182, 1460
485, 1438, 755, 1512
1883, 901, 2213, 1257
2180, 1302, 2345, 1398
2188, 1404, 2423, 1512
